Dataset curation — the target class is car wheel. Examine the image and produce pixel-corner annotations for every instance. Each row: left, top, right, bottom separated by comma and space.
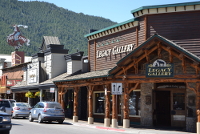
58, 120, 63, 124
38, 114, 43, 123
29, 113, 33, 122
2, 130, 10, 134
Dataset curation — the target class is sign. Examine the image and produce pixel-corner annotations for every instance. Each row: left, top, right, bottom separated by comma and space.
7, 80, 22, 86
111, 83, 122, 95
50, 87, 55, 93
146, 59, 174, 78
7, 90, 11, 94
96, 44, 135, 59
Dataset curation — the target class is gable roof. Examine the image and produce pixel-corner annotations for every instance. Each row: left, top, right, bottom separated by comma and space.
43, 36, 60, 45
109, 34, 200, 74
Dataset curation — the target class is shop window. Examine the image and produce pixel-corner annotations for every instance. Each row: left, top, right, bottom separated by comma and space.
173, 93, 185, 110
129, 90, 141, 116
94, 92, 105, 114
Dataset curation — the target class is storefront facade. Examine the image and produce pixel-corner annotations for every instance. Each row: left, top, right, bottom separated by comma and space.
54, 1, 200, 132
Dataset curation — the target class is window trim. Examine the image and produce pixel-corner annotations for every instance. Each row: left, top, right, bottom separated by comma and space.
93, 91, 105, 115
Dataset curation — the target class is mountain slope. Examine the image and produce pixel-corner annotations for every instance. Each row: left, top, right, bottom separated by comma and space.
0, 0, 117, 56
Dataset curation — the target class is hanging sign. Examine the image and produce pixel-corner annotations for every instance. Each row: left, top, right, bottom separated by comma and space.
146, 59, 174, 78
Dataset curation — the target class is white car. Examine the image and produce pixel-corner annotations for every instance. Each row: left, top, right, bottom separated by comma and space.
12, 102, 32, 119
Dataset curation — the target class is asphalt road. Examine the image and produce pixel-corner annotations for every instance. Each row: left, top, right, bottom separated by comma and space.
10, 118, 125, 134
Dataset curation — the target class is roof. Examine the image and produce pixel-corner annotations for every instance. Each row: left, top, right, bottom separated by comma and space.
131, 1, 200, 14
43, 36, 60, 45
84, 18, 139, 40
54, 69, 111, 83
117, 34, 200, 65
131, 1, 200, 18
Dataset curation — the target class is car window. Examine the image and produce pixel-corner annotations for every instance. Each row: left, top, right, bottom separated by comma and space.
38, 103, 44, 108
47, 103, 62, 109
16, 103, 27, 107
0, 101, 11, 108
24, 103, 31, 107
34, 103, 39, 108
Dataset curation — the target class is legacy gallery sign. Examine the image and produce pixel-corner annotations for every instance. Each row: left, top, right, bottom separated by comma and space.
146, 59, 174, 78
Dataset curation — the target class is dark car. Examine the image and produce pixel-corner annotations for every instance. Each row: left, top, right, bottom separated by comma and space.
0, 111, 12, 134
29, 102, 65, 124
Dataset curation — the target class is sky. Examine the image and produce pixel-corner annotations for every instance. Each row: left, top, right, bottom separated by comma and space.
19, 0, 195, 23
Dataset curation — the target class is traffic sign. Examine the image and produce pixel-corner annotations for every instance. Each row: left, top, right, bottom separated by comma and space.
111, 83, 122, 95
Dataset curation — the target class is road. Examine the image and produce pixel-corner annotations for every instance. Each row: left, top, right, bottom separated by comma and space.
10, 118, 125, 134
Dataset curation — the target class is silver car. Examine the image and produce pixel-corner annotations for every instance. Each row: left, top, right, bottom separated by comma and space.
29, 102, 65, 124
12, 102, 31, 119
0, 99, 12, 116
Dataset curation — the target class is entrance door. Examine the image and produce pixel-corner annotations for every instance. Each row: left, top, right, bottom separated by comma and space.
171, 90, 186, 127
155, 91, 171, 126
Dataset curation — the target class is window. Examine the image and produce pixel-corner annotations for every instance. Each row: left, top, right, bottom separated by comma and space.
173, 93, 185, 110
94, 92, 104, 114
129, 90, 141, 116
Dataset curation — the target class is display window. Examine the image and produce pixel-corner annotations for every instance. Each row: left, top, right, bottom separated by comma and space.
129, 90, 141, 116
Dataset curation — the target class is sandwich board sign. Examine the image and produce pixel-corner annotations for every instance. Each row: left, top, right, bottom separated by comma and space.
111, 83, 122, 95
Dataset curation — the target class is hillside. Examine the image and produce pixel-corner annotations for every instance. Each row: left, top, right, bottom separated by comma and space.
0, 0, 117, 56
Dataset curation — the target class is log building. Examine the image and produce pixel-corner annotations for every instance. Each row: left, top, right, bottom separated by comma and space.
54, 1, 200, 132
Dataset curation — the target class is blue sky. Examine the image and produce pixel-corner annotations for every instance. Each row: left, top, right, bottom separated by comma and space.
19, 0, 194, 23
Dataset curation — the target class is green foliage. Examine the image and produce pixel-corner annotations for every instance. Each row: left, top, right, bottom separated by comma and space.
0, 0, 117, 56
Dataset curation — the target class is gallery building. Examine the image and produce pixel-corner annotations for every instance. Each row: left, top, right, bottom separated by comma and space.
54, 1, 200, 132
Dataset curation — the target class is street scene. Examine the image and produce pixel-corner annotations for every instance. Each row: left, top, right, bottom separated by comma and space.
0, 0, 200, 134
10, 118, 195, 134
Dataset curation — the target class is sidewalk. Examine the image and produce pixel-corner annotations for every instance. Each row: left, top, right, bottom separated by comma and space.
64, 118, 196, 134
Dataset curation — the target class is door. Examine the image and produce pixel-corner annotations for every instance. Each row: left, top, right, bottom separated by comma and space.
171, 90, 186, 127
155, 91, 171, 126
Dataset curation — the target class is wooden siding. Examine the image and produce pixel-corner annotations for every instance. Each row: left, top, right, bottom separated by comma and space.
138, 17, 146, 46
89, 28, 138, 71
147, 11, 200, 57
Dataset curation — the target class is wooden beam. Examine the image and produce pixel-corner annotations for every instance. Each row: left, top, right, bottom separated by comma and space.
88, 85, 94, 118
105, 84, 111, 119
73, 87, 79, 117
157, 42, 162, 58
144, 49, 150, 63
123, 81, 129, 119
115, 45, 158, 76
129, 83, 140, 94
186, 82, 197, 94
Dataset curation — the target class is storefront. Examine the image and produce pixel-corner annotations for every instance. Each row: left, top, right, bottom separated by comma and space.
54, 1, 200, 132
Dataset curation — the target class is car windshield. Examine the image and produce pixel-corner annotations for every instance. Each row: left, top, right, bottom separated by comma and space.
0, 101, 11, 108
47, 103, 62, 109
16, 103, 28, 107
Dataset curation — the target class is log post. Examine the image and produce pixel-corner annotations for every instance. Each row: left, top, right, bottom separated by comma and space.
104, 84, 110, 127
88, 85, 94, 124
197, 82, 200, 134
61, 87, 65, 109
58, 86, 62, 105
73, 87, 79, 122
112, 94, 118, 128
123, 82, 130, 128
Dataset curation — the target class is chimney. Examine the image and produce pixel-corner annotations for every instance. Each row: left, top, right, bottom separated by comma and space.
11, 51, 24, 66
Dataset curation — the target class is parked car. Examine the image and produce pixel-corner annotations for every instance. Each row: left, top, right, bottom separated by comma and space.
0, 109, 12, 134
7, 99, 16, 106
12, 102, 32, 119
29, 102, 65, 124
0, 99, 12, 116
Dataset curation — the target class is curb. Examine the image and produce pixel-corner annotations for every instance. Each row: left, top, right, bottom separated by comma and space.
96, 126, 125, 132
